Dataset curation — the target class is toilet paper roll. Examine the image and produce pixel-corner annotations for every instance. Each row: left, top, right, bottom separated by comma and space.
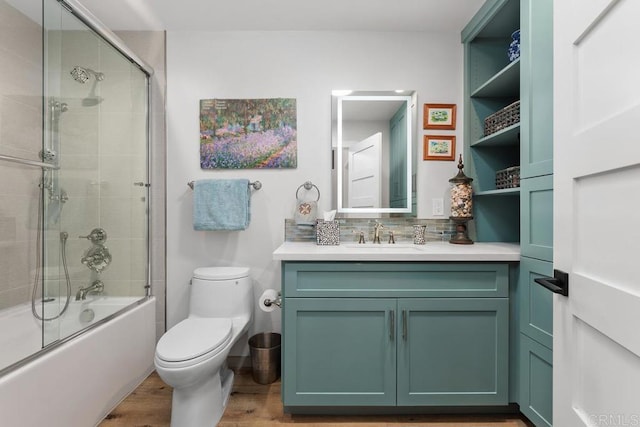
258, 289, 280, 312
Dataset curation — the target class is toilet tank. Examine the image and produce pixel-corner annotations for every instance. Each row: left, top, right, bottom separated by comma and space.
189, 267, 252, 319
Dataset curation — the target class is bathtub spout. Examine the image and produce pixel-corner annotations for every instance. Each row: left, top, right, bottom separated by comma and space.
75, 280, 104, 301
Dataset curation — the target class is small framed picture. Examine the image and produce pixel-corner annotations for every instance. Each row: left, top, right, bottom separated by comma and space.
423, 103, 456, 130
423, 135, 456, 161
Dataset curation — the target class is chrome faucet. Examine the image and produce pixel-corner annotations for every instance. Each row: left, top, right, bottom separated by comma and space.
75, 280, 104, 301
373, 221, 384, 244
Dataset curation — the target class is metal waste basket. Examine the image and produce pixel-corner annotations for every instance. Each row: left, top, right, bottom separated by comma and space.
248, 332, 281, 384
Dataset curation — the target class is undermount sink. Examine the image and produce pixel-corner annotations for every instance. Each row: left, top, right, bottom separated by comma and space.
343, 244, 423, 251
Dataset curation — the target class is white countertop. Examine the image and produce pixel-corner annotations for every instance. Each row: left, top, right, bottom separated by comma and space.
273, 241, 521, 262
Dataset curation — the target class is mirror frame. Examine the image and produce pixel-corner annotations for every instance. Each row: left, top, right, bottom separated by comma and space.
332, 90, 416, 214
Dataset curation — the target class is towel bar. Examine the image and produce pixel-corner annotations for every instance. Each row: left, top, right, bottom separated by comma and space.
187, 180, 262, 191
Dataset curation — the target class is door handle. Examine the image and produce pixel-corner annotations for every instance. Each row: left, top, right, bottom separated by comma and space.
534, 269, 569, 296
402, 310, 407, 340
389, 310, 395, 341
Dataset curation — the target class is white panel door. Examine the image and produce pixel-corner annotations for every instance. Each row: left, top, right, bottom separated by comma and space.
554, 1, 640, 426
348, 132, 382, 209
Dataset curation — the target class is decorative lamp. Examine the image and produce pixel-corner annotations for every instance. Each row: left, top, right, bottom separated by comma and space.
448, 154, 474, 244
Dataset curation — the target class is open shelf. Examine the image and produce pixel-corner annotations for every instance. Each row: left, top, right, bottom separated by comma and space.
471, 123, 520, 147
471, 59, 520, 98
475, 188, 520, 197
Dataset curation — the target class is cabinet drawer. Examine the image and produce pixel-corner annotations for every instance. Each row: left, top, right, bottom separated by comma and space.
283, 262, 509, 298
519, 257, 553, 349
520, 175, 553, 261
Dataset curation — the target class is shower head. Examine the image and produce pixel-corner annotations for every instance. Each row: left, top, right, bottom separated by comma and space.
82, 96, 103, 107
70, 66, 105, 106
70, 66, 105, 84
81, 78, 103, 106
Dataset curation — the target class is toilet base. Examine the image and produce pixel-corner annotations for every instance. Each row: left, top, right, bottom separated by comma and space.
170, 365, 235, 427
220, 365, 234, 409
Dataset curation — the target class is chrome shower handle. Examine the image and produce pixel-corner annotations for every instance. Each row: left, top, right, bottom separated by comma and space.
81, 245, 112, 273
79, 228, 107, 244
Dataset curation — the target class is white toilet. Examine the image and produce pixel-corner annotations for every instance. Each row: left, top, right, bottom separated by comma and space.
154, 266, 253, 427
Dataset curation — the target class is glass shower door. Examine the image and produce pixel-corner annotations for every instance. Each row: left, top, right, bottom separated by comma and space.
42, 0, 149, 346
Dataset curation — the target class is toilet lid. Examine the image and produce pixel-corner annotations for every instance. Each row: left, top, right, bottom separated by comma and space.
156, 318, 232, 362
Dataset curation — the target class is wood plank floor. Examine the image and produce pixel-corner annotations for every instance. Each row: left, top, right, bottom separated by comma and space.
100, 371, 534, 427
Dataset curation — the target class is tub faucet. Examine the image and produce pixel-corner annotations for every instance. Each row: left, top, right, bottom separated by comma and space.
76, 280, 104, 301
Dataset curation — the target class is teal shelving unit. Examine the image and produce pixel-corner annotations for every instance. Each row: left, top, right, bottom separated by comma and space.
462, 1, 554, 425
463, 0, 521, 243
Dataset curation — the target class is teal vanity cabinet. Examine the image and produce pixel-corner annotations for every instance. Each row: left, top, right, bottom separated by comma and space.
281, 262, 510, 411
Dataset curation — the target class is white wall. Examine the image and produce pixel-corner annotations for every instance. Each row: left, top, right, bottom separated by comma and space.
166, 31, 464, 352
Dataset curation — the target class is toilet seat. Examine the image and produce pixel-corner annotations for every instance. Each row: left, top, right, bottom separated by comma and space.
156, 318, 232, 364
193, 266, 249, 281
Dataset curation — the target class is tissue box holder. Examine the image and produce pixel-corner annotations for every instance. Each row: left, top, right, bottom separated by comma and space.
316, 220, 340, 245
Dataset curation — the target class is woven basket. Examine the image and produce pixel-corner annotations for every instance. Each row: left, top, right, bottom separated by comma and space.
495, 166, 520, 189
484, 100, 520, 136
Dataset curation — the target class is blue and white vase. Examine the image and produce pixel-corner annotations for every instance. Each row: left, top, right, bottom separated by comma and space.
508, 29, 520, 62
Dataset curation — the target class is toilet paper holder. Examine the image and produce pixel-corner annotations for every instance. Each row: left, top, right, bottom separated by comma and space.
263, 292, 282, 308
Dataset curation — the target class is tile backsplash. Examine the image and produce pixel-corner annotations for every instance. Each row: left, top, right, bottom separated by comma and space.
284, 218, 456, 244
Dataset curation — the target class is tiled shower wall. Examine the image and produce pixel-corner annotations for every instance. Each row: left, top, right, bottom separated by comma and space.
0, 1, 43, 310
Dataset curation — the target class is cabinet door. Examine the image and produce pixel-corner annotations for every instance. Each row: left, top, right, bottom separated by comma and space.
520, 175, 553, 261
396, 298, 509, 406
519, 256, 553, 349
520, 334, 553, 426
520, 0, 554, 178
282, 298, 396, 406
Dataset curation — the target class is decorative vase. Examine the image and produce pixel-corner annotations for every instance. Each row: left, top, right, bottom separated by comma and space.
508, 29, 520, 62
449, 155, 474, 245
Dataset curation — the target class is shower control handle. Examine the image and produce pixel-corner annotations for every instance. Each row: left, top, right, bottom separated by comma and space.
79, 228, 107, 244
133, 182, 150, 187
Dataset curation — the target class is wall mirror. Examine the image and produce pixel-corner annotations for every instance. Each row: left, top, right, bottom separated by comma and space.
331, 90, 417, 215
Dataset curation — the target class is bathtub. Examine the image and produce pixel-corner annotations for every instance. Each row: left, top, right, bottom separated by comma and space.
0, 296, 156, 427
